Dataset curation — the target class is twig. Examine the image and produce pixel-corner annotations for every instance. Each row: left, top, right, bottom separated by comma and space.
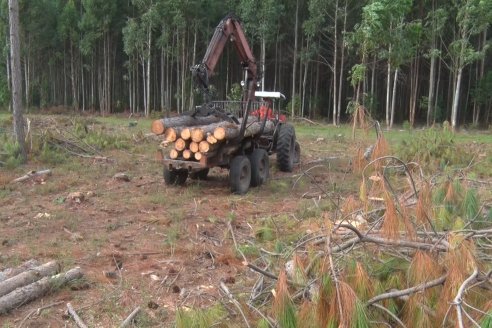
370, 303, 407, 328
18, 301, 63, 328
246, 263, 278, 280
66, 303, 88, 328
220, 282, 251, 328
228, 221, 247, 262
367, 274, 447, 305
120, 306, 141, 327
453, 268, 479, 328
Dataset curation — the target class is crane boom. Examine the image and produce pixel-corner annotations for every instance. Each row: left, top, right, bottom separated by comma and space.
191, 15, 257, 105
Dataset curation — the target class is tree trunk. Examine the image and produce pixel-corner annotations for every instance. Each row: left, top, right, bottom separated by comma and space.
332, 0, 339, 126
146, 26, 151, 116
5, 39, 11, 112
291, 0, 299, 118
8, 0, 26, 161
451, 67, 463, 131
390, 68, 399, 129
385, 46, 392, 128
337, 0, 348, 125
70, 43, 78, 110
0, 267, 83, 314
261, 37, 266, 91
189, 25, 197, 111
427, 52, 436, 126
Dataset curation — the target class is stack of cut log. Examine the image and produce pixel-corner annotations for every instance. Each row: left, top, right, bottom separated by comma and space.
0, 259, 83, 314
151, 115, 274, 161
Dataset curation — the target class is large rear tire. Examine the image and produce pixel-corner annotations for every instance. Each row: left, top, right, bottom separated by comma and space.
276, 124, 296, 172
163, 167, 188, 185
249, 149, 269, 187
229, 156, 251, 194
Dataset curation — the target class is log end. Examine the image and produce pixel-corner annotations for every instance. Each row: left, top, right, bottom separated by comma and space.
213, 127, 226, 141
151, 120, 165, 135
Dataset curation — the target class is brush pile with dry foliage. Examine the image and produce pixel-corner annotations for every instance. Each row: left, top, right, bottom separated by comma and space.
241, 125, 492, 328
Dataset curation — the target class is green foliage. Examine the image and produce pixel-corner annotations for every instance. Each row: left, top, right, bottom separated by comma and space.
227, 83, 243, 101
286, 96, 302, 117
397, 127, 472, 169
39, 143, 66, 165
0, 136, 23, 169
175, 304, 226, 328
480, 310, 492, 328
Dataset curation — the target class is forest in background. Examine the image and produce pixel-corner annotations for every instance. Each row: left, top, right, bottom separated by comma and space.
0, 0, 491, 129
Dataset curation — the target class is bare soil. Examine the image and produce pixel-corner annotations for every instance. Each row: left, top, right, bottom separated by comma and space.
0, 117, 357, 327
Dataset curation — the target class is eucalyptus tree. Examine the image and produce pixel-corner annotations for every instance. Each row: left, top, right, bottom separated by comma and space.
79, 0, 118, 113
8, 0, 25, 161
423, 1, 448, 126
448, 0, 491, 130
304, 0, 356, 125
123, 0, 159, 117
238, 0, 284, 92
59, 0, 80, 110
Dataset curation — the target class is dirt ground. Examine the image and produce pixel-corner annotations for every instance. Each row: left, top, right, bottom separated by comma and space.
0, 117, 359, 327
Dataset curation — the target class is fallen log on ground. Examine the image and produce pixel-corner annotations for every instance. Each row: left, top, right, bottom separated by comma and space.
151, 115, 223, 135
0, 267, 83, 314
0, 260, 40, 283
0, 261, 60, 297
11, 170, 52, 183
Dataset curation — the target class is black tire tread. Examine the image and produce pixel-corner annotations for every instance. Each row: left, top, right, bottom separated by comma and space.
276, 124, 296, 172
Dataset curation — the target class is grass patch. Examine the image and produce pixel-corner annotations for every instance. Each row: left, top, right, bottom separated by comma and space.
176, 304, 227, 328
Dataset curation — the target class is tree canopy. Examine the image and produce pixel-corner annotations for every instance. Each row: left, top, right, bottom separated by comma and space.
0, 0, 490, 128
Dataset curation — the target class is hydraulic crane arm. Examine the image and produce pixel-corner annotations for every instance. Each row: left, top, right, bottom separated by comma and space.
191, 15, 257, 105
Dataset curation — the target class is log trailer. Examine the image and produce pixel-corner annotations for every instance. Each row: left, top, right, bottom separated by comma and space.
152, 15, 300, 194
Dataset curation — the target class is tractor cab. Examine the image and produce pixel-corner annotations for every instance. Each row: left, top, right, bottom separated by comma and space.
253, 91, 287, 123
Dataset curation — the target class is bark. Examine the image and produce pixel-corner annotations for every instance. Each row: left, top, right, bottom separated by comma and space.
337, 0, 348, 125
0, 261, 60, 297
67, 302, 88, 328
0, 267, 83, 314
427, 53, 436, 126
8, 0, 26, 161
451, 67, 463, 130
332, 0, 339, 126
0, 260, 40, 283
213, 120, 275, 141
151, 115, 223, 135
385, 46, 392, 128
390, 68, 399, 129
291, 0, 299, 117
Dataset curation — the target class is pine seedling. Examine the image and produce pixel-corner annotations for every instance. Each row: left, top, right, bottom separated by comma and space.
273, 271, 297, 328
316, 273, 335, 328
462, 188, 479, 222
416, 180, 432, 227
347, 261, 374, 301
298, 300, 317, 328
353, 147, 365, 174
382, 191, 400, 240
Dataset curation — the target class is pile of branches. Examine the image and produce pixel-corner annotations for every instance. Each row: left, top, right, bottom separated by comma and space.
227, 137, 492, 328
